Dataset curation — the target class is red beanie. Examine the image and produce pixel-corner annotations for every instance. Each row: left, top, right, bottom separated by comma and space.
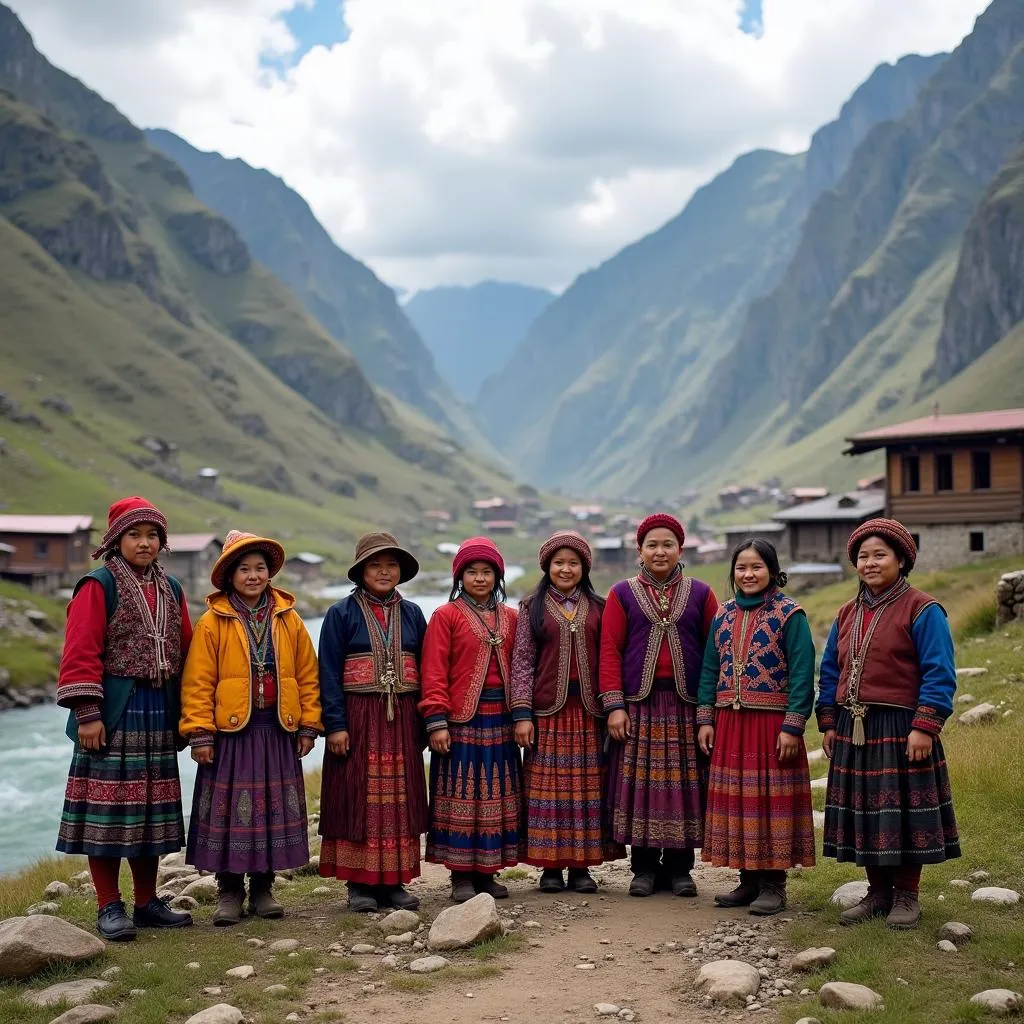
847, 518, 918, 571
538, 530, 592, 571
636, 513, 685, 547
92, 496, 169, 559
452, 536, 505, 581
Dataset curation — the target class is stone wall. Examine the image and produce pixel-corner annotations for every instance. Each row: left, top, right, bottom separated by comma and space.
908, 521, 1024, 572
996, 569, 1024, 626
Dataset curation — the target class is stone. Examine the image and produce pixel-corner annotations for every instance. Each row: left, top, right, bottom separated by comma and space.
957, 667, 988, 677
186, 962, 201, 970
181, 876, 220, 902
385, 932, 415, 945
160, 851, 186, 867
225, 965, 255, 979
27, 902, 61, 916
427, 893, 501, 951
806, 748, 825, 764
970, 870, 991, 881
24, 979, 109, 1008
246, 938, 265, 948
381, 954, 400, 969
959, 703, 998, 726
410, 955, 451, 974
830, 880, 870, 908
790, 947, 837, 972
351, 943, 376, 954
818, 982, 884, 1011
268, 939, 300, 953
129, 989, 146, 997
937, 940, 958, 953
972, 888, 1021, 907
44, 882, 73, 901
958, 694, 977, 704
969, 990, 1022, 1016
70, 871, 93, 886
157, 865, 198, 883
0, 916, 105, 980
949, 879, 971, 888
595, 1005, 620, 1016
312, 887, 332, 895
47, 1008, 117, 1024
100, 968, 121, 980
203, 987, 223, 996
693, 960, 761, 1006
523, 921, 542, 929
379, 908, 420, 935
286, 1016, 301, 1022
939, 922, 974, 945
794, 1019, 823, 1024
184, 1007, 245, 1024
264, 984, 289, 994
171, 896, 199, 911
809, 776, 828, 790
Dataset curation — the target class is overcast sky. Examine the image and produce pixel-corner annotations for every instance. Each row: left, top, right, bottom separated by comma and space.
10, 0, 990, 293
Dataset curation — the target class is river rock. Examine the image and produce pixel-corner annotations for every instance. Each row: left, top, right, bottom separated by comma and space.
381, 954, 400, 969
351, 943, 375, 954
385, 932, 415, 946
959, 703, 998, 726
969, 990, 1022, 1016
428, 893, 501, 951
264, 984, 289, 994
181, 876, 219, 902
158, 865, 198, 883
830, 880, 869, 908
380, 908, 420, 935
184, 1007, 245, 1024
43, 881, 73, 901
170, 895, 199, 911
47, 1007, 117, 1024
957, 667, 988, 677
972, 888, 1021, 906
790, 947, 837, 972
949, 879, 971, 888
0, 916, 105, 980
410, 955, 451, 974
160, 851, 186, 868
939, 922, 974, 945
970, 870, 991, 882
794, 1019, 823, 1024
958, 693, 977, 704
595, 1004, 620, 1016
268, 939, 300, 953
819, 982, 884, 1011
70, 871, 93, 887
25, 979, 109, 1008
225, 965, 255, 979
693, 960, 761, 1006
937, 939, 959, 953
27, 902, 61, 916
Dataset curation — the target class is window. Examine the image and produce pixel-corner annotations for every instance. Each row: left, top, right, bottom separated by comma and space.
972, 451, 991, 490
902, 455, 921, 493
34, 540, 49, 559
936, 452, 954, 491
970, 531, 985, 553
911, 533, 921, 551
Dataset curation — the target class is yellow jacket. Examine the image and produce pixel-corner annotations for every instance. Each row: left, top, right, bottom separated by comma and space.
180, 586, 322, 737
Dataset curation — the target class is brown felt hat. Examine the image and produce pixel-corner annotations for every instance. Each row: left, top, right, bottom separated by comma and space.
347, 531, 419, 585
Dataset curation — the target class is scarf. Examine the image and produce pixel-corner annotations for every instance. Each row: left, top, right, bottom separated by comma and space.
105, 554, 179, 683
355, 588, 404, 720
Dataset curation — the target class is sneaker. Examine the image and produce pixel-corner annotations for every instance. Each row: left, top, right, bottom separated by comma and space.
670, 872, 698, 897
380, 885, 421, 911
840, 890, 892, 927
539, 869, 566, 893
567, 869, 598, 894
628, 871, 656, 897
451, 872, 476, 904
749, 875, 786, 916
133, 896, 193, 929
346, 882, 378, 914
97, 900, 137, 942
473, 873, 509, 899
885, 889, 921, 931
715, 871, 761, 908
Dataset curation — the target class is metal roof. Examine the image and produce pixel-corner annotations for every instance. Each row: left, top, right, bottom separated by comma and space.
289, 552, 324, 565
166, 533, 221, 552
847, 408, 1024, 452
787, 562, 846, 575
722, 522, 786, 534
772, 491, 885, 522
0, 514, 93, 534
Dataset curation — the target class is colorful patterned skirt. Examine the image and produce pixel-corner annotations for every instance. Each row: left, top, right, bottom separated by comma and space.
702, 708, 815, 870
318, 692, 427, 886
426, 687, 522, 874
186, 709, 309, 875
824, 706, 960, 866
606, 685, 706, 850
57, 682, 184, 858
522, 694, 623, 868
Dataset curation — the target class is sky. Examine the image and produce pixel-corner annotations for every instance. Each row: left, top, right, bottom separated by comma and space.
10, 0, 991, 294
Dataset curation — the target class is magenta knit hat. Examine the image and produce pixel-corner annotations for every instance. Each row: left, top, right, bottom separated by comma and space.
452, 536, 505, 580
636, 513, 685, 547
847, 518, 918, 571
538, 530, 592, 572
92, 495, 169, 559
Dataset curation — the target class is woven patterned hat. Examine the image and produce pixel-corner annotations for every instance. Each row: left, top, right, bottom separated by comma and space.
452, 536, 505, 580
847, 518, 918, 572
538, 530, 592, 571
211, 530, 286, 590
347, 531, 419, 585
636, 513, 685, 547
92, 496, 168, 559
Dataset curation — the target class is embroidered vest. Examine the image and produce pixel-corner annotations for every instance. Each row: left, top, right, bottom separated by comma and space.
525, 593, 602, 717
99, 567, 183, 682
337, 595, 423, 695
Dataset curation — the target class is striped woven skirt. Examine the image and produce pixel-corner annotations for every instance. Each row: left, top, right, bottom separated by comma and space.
426, 687, 522, 874
606, 685, 707, 850
522, 694, 623, 868
319, 692, 427, 885
57, 682, 184, 858
824, 706, 960, 866
701, 708, 815, 870
186, 709, 309, 875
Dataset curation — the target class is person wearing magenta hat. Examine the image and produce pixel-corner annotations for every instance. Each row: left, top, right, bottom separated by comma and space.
180, 530, 322, 926
816, 518, 960, 931
56, 496, 194, 942
420, 537, 522, 903
599, 513, 720, 898
510, 532, 623, 893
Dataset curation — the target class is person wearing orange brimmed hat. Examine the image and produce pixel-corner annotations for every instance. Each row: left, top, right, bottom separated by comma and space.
180, 530, 321, 926
56, 496, 194, 942
316, 532, 428, 914
817, 518, 960, 931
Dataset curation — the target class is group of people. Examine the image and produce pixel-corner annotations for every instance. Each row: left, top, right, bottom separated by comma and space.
56, 495, 961, 943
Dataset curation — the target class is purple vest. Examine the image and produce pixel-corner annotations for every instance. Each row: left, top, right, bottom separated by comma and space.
612, 575, 713, 703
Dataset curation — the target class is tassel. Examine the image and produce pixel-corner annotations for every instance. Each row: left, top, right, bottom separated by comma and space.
386, 689, 395, 722
852, 706, 866, 747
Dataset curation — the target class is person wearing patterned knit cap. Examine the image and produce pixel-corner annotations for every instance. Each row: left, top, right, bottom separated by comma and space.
599, 513, 720, 898
56, 496, 194, 942
180, 530, 321, 926
817, 518, 960, 931
510, 532, 624, 894
420, 537, 522, 904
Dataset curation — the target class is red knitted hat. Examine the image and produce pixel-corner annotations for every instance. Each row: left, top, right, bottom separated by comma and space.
92, 496, 168, 559
452, 536, 505, 581
847, 518, 918, 571
538, 530, 592, 572
636, 513, 685, 547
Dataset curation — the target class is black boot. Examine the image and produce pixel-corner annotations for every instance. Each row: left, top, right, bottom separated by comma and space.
715, 870, 761, 908
567, 868, 598, 894
629, 847, 659, 897
450, 872, 475, 904
379, 885, 421, 911
346, 882, 378, 913
539, 869, 566, 893
473, 872, 509, 899
662, 849, 697, 897
97, 900, 137, 942
749, 870, 787, 916
133, 895, 193, 929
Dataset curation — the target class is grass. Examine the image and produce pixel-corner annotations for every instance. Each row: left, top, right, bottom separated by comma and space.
0, 580, 65, 688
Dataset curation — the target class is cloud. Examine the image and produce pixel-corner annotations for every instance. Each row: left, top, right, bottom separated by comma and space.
9, 0, 990, 291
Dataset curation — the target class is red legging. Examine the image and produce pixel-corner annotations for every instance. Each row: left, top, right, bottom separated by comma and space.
88, 856, 159, 908
866, 864, 922, 894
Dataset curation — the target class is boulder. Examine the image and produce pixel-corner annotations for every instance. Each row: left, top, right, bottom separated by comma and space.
0, 916, 105, 980
818, 982, 884, 1011
27, 902, 61, 916
157, 865, 199, 883
428, 893, 501, 951
830, 880, 869, 908
959, 703, 998, 726
184, 1007, 245, 1024
24, 979, 109, 1008
47, 1007, 117, 1024
693, 960, 761, 1006
180, 876, 219, 902
267, 939, 300, 953
969, 990, 1022, 1016
44, 882, 73, 901
972, 888, 1021, 907
790, 947, 837, 972
938, 922, 974, 945
379, 908, 421, 936
160, 851, 186, 868
410, 955, 451, 974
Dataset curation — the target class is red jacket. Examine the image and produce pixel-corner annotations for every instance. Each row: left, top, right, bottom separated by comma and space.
419, 600, 517, 729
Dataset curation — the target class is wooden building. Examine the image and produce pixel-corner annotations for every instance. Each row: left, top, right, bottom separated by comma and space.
722, 522, 786, 554
846, 408, 1024, 570
163, 534, 223, 594
0, 514, 93, 592
772, 492, 885, 564
285, 552, 325, 584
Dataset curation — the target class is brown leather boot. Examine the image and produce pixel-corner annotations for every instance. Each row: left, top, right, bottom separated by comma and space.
715, 870, 760, 908
886, 889, 921, 930
248, 872, 284, 919
840, 889, 892, 926
212, 874, 245, 927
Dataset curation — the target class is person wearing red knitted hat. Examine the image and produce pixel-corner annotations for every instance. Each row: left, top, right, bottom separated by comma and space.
599, 512, 720, 898
816, 518, 960, 931
509, 532, 624, 893
420, 537, 522, 903
56, 496, 194, 941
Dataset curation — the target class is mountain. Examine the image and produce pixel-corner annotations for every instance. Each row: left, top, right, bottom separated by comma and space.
143, 129, 474, 439
481, 51, 947, 493
0, 3, 514, 550
403, 282, 555, 403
